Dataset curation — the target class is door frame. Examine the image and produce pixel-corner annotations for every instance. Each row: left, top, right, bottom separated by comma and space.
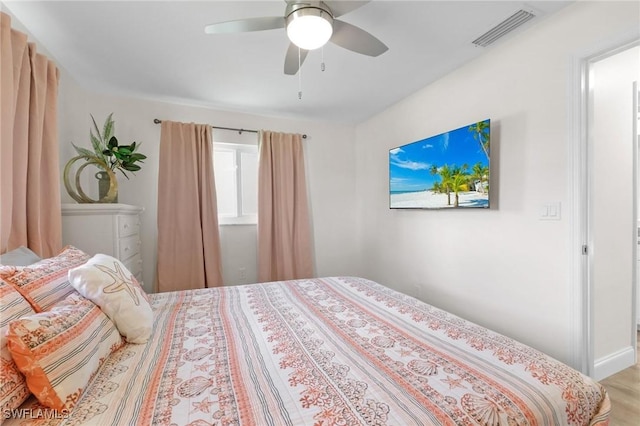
569, 36, 640, 377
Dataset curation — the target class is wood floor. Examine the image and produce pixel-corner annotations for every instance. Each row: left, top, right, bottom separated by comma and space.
599, 331, 640, 425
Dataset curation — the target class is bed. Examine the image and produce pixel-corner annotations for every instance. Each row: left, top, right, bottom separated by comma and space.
1, 248, 609, 425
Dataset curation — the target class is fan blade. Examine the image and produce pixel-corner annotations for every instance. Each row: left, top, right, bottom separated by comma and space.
284, 43, 309, 75
204, 16, 284, 34
330, 20, 388, 56
324, 1, 370, 18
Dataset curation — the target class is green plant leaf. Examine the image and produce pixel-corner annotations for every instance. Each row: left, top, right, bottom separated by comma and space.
72, 143, 98, 159
102, 113, 114, 142
123, 164, 141, 172
89, 114, 109, 163
90, 133, 103, 154
77, 113, 145, 179
129, 153, 146, 161
90, 114, 103, 145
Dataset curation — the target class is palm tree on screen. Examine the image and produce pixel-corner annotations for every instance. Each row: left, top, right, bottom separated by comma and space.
451, 166, 470, 207
469, 121, 490, 160
471, 162, 489, 194
431, 164, 454, 205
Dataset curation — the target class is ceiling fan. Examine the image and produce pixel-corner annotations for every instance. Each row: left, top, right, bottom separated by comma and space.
204, 1, 388, 75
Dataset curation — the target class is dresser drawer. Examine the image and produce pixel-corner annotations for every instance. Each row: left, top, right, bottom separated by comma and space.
117, 214, 140, 238
118, 235, 141, 261
61, 204, 144, 290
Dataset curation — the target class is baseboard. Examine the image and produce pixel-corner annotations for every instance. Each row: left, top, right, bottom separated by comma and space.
593, 346, 636, 381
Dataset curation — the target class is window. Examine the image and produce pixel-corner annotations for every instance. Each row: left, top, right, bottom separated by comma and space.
213, 142, 258, 225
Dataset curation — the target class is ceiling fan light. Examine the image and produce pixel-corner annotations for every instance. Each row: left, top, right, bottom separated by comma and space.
286, 8, 333, 51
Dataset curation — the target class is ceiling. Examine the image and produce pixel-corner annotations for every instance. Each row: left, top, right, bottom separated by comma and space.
3, 1, 571, 124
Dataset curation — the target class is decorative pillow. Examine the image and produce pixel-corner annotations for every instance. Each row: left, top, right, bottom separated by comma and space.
0, 265, 18, 279
0, 246, 42, 266
6, 294, 124, 411
68, 254, 153, 344
2, 245, 90, 312
0, 280, 35, 415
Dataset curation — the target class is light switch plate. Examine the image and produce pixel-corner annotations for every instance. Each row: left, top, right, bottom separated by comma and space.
540, 202, 561, 220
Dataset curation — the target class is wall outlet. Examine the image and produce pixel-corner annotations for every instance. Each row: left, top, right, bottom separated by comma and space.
238, 267, 247, 281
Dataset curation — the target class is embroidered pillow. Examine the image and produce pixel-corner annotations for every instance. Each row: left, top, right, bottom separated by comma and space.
2, 246, 90, 311
0, 265, 18, 279
6, 294, 124, 411
0, 280, 34, 414
68, 254, 153, 344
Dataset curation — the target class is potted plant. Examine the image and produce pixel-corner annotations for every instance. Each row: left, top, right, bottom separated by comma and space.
64, 113, 146, 203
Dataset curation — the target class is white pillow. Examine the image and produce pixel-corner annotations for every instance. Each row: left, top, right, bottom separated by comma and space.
0, 246, 42, 266
68, 254, 153, 343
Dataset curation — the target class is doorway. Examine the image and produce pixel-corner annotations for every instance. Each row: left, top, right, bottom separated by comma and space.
580, 42, 640, 380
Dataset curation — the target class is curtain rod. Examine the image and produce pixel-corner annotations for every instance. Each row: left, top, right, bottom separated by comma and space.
153, 118, 307, 139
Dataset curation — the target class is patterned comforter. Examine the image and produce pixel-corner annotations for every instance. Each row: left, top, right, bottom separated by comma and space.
7, 277, 609, 425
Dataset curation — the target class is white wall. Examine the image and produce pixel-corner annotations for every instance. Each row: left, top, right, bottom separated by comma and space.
354, 1, 640, 365
591, 45, 639, 378
56, 85, 359, 293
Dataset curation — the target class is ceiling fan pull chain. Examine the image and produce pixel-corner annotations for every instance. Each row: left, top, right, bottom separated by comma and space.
298, 47, 302, 100
321, 47, 325, 72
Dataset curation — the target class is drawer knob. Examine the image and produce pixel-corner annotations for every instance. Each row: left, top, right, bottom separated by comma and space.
124, 224, 129, 229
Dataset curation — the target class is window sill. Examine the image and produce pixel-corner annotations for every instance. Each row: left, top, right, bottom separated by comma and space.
218, 215, 257, 226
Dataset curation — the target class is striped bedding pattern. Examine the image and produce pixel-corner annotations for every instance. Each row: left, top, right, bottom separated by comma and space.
6, 277, 609, 425
0, 246, 89, 312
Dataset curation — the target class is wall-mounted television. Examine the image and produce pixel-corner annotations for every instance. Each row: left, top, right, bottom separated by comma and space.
389, 119, 490, 209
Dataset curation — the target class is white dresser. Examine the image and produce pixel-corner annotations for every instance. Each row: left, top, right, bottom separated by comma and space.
61, 204, 144, 285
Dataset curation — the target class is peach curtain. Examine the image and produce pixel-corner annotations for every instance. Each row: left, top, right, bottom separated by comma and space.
257, 130, 313, 282
157, 121, 224, 291
0, 12, 62, 258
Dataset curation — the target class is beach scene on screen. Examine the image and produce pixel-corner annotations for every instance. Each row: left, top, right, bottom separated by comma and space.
389, 119, 490, 209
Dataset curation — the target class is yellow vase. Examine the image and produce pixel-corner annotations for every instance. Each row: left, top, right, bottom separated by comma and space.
63, 156, 118, 203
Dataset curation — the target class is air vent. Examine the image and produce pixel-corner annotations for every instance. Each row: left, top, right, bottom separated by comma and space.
472, 9, 536, 47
